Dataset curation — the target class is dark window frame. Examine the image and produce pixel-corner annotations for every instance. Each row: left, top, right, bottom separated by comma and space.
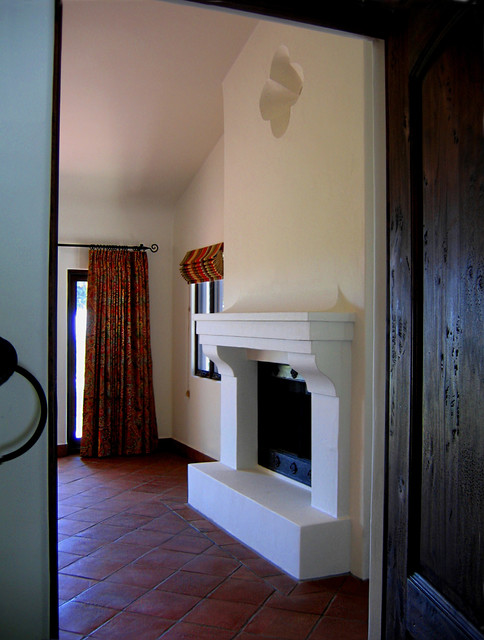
193, 279, 223, 380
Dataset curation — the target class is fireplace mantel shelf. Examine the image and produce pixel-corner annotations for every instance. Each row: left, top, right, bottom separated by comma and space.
188, 310, 356, 580
194, 311, 355, 349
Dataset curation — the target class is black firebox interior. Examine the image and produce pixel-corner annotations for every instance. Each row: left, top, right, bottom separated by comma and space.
257, 361, 311, 486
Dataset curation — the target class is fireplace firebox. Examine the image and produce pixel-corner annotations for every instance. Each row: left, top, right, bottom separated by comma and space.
257, 362, 311, 486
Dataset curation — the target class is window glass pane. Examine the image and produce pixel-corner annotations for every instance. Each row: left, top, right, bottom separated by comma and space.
197, 342, 210, 373
214, 279, 224, 312
196, 281, 210, 314
75, 282, 87, 438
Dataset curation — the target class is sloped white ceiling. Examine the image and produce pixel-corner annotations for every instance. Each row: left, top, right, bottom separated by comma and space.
60, 0, 258, 204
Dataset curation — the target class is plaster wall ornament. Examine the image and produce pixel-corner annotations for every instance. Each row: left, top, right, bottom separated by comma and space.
259, 44, 304, 138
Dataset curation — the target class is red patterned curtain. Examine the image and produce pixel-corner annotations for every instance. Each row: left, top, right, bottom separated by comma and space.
81, 248, 158, 457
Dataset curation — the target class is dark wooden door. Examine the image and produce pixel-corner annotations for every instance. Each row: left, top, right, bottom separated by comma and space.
385, 4, 484, 639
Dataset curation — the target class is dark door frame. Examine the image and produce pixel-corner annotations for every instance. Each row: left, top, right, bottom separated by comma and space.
48, 2, 62, 637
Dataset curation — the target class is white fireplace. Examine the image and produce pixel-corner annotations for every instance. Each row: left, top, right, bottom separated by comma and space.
188, 311, 355, 580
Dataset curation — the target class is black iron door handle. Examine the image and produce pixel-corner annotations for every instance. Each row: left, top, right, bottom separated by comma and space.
0, 336, 47, 464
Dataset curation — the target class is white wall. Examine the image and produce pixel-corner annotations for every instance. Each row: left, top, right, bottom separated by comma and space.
171, 137, 225, 459
57, 175, 174, 444
0, 1, 54, 637
224, 21, 372, 578
223, 24, 367, 315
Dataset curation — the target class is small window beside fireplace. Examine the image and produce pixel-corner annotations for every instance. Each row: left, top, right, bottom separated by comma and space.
257, 361, 311, 486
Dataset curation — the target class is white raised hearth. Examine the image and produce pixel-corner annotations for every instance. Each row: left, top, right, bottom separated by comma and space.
188, 311, 355, 580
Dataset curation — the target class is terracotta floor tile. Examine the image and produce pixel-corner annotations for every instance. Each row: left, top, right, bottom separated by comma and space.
178, 526, 202, 537
230, 566, 265, 581
127, 589, 201, 619
58, 630, 85, 640
124, 501, 170, 517
142, 512, 189, 534
58, 574, 98, 601
75, 485, 122, 500
184, 598, 258, 630
325, 593, 369, 621
103, 512, 154, 529
160, 532, 214, 554
307, 615, 368, 640
191, 518, 219, 532
135, 547, 196, 570
65, 507, 116, 524
133, 480, 175, 493
202, 544, 235, 558
99, 493, 152, 511
58, 600, 117, 635
207, 529, 238, 546
74, 580, 146, 609
59, 556, 128, 580
209, 577, 274, 605
58, 551, 81, 570
57, 518, 92, 536
129, 472, 165, 482
105, 562, 175, 589
59, 494, 103, 508
222, 542, 260, 560
157, 569, 225, 597
88, 610, 173, 639
77, 522, 132, 542
160, 621, 236, 639
264, 573, 298, 595
172, 506, 200, 521
290, 576, 346, 597
57, 481, 93, 495
58, 535, 105, 556
340, 575, 370, 598
244, 607, 319, 640
182, 554, 241, 577
243, 557, 282, 578
265, 590, 333, 614
104, 478, 145, 490
57, 503, 82, 518
236, 634, 278, 640
89, 540, 152, 563
160, 486, 188, 501
117, 528, 174, 548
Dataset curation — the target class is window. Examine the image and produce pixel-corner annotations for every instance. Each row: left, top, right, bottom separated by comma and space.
193, 279, 223, 379
67, 270, 88, 452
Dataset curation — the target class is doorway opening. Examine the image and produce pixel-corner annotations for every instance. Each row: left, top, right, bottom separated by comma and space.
67, 270, 88, 453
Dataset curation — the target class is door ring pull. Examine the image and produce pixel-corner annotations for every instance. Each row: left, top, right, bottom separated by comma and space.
0, 337, 48, 464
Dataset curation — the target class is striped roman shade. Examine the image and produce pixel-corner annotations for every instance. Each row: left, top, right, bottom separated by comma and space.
179, 242, 224, 284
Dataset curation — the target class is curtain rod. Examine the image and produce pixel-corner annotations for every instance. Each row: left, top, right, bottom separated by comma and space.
58, 242, 159, 253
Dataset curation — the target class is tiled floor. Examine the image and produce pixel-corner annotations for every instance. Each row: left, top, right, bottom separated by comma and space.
58, 451, 369, 639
